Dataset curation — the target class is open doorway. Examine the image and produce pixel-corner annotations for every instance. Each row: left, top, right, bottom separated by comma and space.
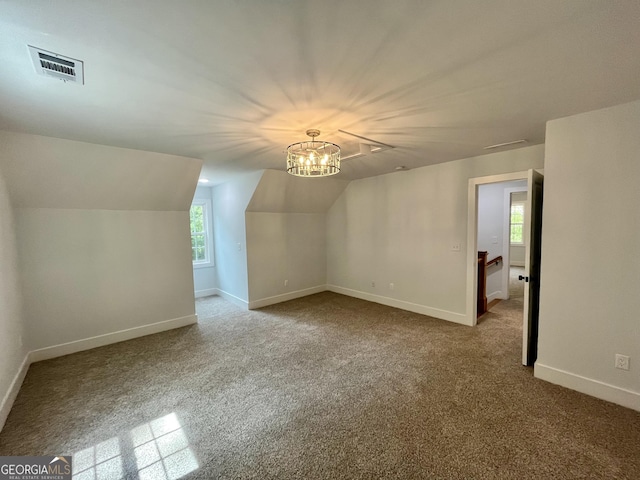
466, 170, 544, 366
476, 180, 527, 316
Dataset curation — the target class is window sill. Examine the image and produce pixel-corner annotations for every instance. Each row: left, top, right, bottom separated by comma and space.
193, 261, 214, 269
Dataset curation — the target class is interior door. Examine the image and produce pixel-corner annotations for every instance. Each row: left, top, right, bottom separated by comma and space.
522, 169, 544, 366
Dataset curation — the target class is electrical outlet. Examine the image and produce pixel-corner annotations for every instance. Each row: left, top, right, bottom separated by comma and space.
237, 243, 242, 252
389, 283, 394, 291
615, 354, 630, 371
371, 281, 375, 288
451, 243, 461, 252
284, 279, 288, 287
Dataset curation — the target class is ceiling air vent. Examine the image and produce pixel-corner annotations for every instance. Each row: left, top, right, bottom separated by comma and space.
28, 45, 84, 84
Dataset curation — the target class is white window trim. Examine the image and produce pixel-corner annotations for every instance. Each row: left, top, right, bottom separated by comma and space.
510, 200, 526, 246
191, 198, 214, 268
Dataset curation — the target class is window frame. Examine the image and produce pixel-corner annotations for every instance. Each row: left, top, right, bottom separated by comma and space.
510, 200, 526, 245
190, 199, 214, 268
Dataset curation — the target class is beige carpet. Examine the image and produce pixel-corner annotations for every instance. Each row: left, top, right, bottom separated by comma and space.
509, 266, 525, 302
1, 292, 639, 479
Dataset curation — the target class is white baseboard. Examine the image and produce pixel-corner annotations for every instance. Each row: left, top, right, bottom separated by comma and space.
249, 285, 326, 309
1, 314, 199, 432
29, 314, 198, 363
487, 291, 503, 303
215, 288, 249, 309
195, 288, 217, 299
510, 261, 525, 267
0, 354, 30, 432
535, 363, 640, 412
327, 285, 470, 326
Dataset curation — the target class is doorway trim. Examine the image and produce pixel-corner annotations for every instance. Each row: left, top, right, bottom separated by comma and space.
466, 171, 529, 326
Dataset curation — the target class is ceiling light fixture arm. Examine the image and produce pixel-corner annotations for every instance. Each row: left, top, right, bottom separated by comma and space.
338, 129, 394, 149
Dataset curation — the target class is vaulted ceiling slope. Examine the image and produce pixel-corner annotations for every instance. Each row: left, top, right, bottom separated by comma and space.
247, 170, 349, 214
1, 1, 640, 185
0, 131, 201, 210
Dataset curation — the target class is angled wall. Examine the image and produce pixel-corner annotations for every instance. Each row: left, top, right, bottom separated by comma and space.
0, 132, 198, 211
245, 170, 349, 308
211, 171, 264, 307
0, 131, 202, 357
246, 169, 350, 214
326, 145, 544, 324
536, 100, 640, 411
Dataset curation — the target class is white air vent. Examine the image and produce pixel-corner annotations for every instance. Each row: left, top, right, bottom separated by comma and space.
28, 46, 84, 84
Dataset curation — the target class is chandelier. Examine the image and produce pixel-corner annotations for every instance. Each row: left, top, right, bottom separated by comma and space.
286, 129, 340, 177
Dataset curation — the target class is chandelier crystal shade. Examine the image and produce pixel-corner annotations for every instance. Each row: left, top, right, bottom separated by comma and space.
286, 129, 340, 177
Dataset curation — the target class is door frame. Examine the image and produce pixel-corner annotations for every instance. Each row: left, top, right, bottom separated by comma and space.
465, 171, 529, 326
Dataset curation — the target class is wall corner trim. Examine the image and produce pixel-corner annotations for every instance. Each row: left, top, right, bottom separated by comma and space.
248, 285, 327, 309
535, 362, 640, 412
327, 285, 470, 326
0, 354, 30, 432
29, 314, 198, 363
214, 289, 249, 309
195, 288, 218, 299
487, 291, 503, 303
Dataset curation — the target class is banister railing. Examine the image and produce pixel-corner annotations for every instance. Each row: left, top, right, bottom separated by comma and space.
478, 252, 504, 317
486, 255, 503, 267
478, 252, 488, 316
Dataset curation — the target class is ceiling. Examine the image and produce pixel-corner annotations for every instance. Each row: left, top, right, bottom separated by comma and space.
1, 1, 640, 185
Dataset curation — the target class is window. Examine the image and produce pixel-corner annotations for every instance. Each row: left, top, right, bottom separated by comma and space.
510, 202, 525, 244
190, 200, 212, 266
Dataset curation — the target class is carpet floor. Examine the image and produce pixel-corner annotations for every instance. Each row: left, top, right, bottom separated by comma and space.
1, 290, 639, 479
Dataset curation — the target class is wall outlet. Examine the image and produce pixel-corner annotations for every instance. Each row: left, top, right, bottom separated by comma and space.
615, 354, 630, 371
491, 236, 498, 244
451, 243, 461, 252
389, 283, 394, 291
371, 281, 375, 288
237, 243, 242, 252
284, 279, 288, 287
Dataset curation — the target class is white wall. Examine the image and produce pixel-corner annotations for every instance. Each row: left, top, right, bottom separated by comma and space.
0, 164, 27, 430
536, 100, 640, 411
509, 245, 526, 266
192, 186, 216, 297
212, 171, 263, 307
244, 169, 347, 308
0, 130, 201, 357
246, 213, 326, 307
478, 181, 526, 301
16, 209, 196, 350
327, 145, 544, 324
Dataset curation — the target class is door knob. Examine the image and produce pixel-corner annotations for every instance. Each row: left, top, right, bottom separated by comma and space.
518, 275, 529, 282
